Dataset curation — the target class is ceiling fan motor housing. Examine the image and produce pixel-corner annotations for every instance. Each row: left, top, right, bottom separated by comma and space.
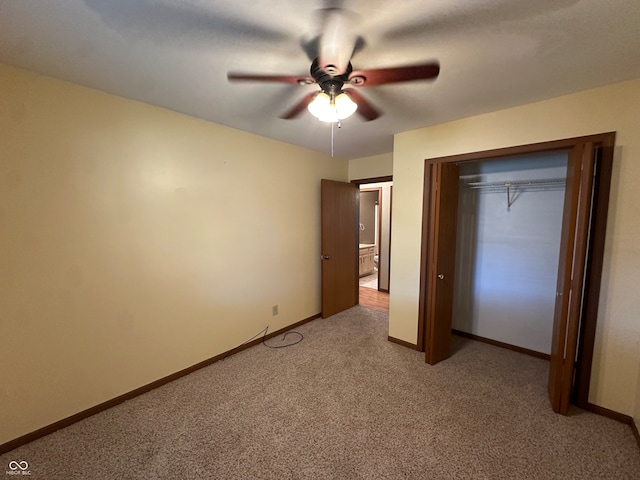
311, 57, 352, 97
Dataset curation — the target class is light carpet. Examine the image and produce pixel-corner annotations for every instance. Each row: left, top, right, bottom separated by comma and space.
2, 306, 639, 479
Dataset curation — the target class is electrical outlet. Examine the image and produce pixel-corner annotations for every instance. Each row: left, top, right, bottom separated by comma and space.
272, 305, 279, 316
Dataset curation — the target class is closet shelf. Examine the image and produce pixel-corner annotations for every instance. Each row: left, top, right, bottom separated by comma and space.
464, 177, 566, 210
465, 178, 566, 191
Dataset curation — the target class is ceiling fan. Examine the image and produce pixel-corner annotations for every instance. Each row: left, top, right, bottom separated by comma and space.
227, 9, 440, 123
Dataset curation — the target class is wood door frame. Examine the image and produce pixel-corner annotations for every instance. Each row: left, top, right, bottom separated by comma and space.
417, 133, 615, 409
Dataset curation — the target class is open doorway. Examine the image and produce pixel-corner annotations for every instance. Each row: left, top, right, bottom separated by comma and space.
352, 176, 392, 313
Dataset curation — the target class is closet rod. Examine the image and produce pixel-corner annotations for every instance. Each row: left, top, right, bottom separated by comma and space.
464, 177, 566, 210
465, 178, 566, 190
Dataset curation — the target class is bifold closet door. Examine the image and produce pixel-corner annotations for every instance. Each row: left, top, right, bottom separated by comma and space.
424, 162, 460, 365
419, 133, 614, 414
548, 142, 595, 414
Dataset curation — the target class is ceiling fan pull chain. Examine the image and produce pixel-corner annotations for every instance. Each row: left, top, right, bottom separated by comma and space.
331, 121, 335, 157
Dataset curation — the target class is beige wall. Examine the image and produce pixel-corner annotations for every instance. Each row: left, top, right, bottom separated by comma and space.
348, 153, 393, 181
390, 78, 640, 415
0, 64, 347, 444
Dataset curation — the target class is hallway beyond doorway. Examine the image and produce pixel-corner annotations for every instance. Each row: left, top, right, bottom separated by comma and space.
359, 286, 389, 313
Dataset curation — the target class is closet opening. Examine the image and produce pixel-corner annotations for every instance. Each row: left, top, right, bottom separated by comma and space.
453, 151, 569, 359
417, 133, 615, 414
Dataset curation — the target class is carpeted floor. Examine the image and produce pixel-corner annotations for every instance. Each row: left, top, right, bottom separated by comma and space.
2, 306, 639, 479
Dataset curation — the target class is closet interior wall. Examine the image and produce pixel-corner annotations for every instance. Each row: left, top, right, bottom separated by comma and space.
453, 152, 569, 354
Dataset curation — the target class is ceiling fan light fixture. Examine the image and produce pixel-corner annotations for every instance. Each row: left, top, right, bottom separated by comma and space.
308, 92, 358, 122
335, 92, 358, 118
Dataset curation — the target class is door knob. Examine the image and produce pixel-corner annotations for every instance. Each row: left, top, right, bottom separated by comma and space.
437, 274, 445, 280
321, 255, 330, 260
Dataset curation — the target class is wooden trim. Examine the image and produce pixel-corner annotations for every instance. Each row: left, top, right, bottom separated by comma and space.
355, 189, 361, 309
375, 187, 383, 291
351, 175, 393, 185
417, 164, 432, 352
388, 185, 393, 292
452, 329, 550, 360
584, 404, 640, 454
584, 403, 633, 425
0, 313, 321, 455
423, 133, 615, 165
379, 288, 389, 293
583, 403, 640, 452
387, 336, 419, 350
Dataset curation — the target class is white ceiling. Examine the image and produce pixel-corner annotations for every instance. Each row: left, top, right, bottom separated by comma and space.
1, 0, 639, 159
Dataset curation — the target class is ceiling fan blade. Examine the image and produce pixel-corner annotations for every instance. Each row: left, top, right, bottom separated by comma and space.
342, 89, 380, 121
301, 34, 365, 64
349, 62, 440, 87
300, 35, 321, 62
228, 73, 315, 85
318, 8, 358, 75
281, 92, 319, 119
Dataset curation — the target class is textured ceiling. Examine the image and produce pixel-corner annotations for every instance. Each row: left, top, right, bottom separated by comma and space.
1, 0, 640, 159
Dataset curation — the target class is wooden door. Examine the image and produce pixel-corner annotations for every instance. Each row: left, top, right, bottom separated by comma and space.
321, 179, 359, 318
425, 162, 460, 364
548, 143, 596, 414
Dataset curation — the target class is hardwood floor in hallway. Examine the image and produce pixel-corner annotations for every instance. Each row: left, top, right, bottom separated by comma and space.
359, 287, 389, 314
